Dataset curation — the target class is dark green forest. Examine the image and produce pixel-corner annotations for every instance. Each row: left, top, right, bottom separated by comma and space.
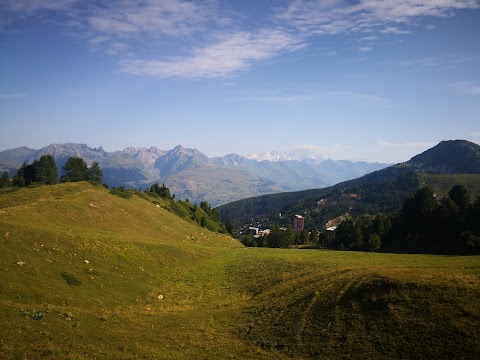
333, 185, 480, 254
217, 166, 417, 226
240, 184, 480, 255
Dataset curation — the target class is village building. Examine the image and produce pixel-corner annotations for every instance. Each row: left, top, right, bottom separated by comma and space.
293, 215, 304, 231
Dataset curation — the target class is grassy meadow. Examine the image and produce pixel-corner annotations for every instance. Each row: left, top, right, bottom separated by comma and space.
0, 183, 479, 359
418, 173, 480, 198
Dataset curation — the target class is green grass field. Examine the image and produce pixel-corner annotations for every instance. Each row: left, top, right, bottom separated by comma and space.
418, 173, 480, 198
1, 183, 479, 359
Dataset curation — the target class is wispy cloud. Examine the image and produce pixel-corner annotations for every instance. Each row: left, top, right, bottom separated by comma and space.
358, 36, 379, 42
121, 29, 307, 79
1, 0, 479, 79
285, 143, 354, 160
0, 0, 78, 31
380, 27, 411, 35
324, 49, 337, 56
402, 56, 442, 67
276, 0, 479, 35
2, 0, 77, 14
359, 46, 373, 52
377, 139, 436, 149
237, 89, 392, 107
288, 144, 329, 153
451, 81, 480, 95
86, 1, 215, 38
402, 55, 480, 67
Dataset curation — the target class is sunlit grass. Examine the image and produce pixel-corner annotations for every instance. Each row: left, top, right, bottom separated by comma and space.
1, 183, 479, 359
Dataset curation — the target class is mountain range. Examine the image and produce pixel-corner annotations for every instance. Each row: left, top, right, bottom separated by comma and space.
217, 140, 480, 226
0, 143, 390, 206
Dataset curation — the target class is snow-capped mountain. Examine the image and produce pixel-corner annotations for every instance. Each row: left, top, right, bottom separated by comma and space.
0, 143, 391, 206
245, 151, 295, 162
246, 148, 324, 162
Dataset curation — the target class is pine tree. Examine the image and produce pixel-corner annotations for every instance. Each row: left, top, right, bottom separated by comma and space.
0, 171, 10, 188
158, 183, 171, 198
449, 185, 470, 215
61, 157, 88, 182
33, 155, 58, 184
87, 161, 103, 184
225, 216, 235, 236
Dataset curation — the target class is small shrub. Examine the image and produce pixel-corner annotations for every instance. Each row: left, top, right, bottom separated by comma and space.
32, 311, 45, 320
20, 308, 47, 320
61, 272, 82, 286
110, 188, 133, 199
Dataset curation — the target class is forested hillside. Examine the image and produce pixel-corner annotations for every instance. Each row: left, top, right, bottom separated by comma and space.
218, 140, 480, 227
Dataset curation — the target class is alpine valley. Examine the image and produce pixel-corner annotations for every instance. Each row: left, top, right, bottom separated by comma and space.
0, 143, 390, 206
217, 140, 480, 228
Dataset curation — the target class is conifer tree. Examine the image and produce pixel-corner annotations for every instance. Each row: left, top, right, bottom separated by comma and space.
0, 171, 10, 188
33, 155, 58, 184
61, 157, 88, 182
87, 161, 103, 184
225, 216, 235, 236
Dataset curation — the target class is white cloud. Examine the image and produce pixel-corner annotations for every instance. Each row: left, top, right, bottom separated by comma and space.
276, 0, 479, 35
88, 16, 138, 34
2, 0, 77, 14
2, 0, 479, 79
358, 35, 379, 42
79, 0, 220, 56
86, 0, 214, 38
121, 29, 307, 79
380, 27, 411, 35
359, 46, 373, 52
0, 0, 78, 30
451, 81, 480, 95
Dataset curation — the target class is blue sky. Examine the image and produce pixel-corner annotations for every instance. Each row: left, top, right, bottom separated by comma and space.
1, 0, 479, 163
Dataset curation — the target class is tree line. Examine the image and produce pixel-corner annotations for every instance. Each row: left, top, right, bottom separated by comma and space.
241, 224, 313, 248
275, 172, 420, 231
109, 181, 230, 235
0, 155, 103, 188
332, 185, 480, 254
238, 184, 480, 255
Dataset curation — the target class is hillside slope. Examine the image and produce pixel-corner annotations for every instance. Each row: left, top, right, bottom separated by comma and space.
1, 183, 479, 359
406, 139, 480, 173
218, 140, 480, 226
